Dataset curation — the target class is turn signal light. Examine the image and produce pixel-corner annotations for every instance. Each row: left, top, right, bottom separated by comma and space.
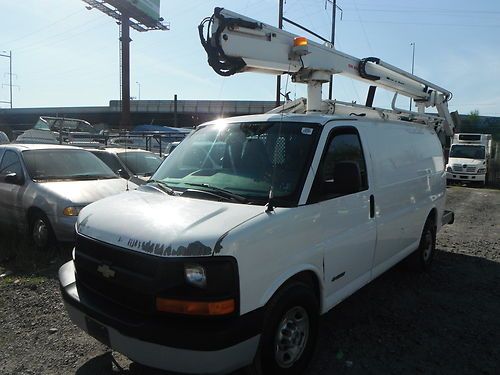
156, 298, 235, 316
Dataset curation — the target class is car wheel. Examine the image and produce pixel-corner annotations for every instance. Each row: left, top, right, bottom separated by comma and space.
409, 217, 436, 271
251, 281, 319, 375
30, 212, 54, 251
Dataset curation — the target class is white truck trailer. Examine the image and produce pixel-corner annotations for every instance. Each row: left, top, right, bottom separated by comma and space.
59, 7, 455, 375
446, 133, 492, 186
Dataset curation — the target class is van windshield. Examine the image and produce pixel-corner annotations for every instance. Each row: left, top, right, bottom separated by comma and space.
151, 121, 320, 206
449, 145, 485, 159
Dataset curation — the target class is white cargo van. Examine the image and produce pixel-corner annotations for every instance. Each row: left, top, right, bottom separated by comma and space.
59, 113, 454, 374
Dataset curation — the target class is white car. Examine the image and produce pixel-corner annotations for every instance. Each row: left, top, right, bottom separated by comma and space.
60, 114, 453, 374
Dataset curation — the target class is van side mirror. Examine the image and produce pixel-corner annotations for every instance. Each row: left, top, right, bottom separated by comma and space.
323, 162, 361, 195
4, 172, 24, 185
117, 168, 130, 179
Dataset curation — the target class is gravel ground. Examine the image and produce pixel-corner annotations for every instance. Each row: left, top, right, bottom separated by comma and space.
1, 185, 499, 375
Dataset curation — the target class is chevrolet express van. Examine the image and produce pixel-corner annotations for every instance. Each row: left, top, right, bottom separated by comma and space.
59, 113, 453, 374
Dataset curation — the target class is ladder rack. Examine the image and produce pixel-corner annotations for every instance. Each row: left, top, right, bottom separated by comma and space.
267, 98, 445, 127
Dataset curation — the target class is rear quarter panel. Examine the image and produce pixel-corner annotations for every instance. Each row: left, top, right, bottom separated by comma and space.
357, 121, 445, 275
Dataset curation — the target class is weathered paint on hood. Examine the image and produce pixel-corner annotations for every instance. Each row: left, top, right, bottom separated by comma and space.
38, 178, 135, 205
76, 189, 265, 257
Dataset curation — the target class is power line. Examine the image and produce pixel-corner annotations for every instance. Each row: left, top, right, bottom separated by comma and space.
0, 9, 85, 46
340, 19, 500, 28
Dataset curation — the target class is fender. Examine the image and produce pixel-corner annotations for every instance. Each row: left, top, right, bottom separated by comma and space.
258, 262, 324, 312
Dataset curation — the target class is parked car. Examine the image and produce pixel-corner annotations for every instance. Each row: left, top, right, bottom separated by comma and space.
15, 116, 105, 147
88, 148, 163, 185
0, 131, 9, 144
0, 144, 137, 249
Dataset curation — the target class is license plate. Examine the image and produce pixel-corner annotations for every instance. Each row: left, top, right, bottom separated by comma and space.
460, 176, 468, 179
85, 316, 110, 346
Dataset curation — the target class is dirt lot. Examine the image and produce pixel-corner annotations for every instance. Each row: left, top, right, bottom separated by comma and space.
1, 186, 499, 374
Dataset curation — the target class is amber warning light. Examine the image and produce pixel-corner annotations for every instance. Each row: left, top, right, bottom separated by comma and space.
292, 37, 309, 56
294, 37, 308, 47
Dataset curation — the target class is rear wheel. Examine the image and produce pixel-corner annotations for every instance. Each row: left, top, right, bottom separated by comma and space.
250, 282, 319, 375
30, 212, 55, 251
409, 217, 436, 271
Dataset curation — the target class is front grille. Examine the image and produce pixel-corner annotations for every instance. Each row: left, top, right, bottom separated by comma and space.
74, 235, 184, 315
466, 167, 476, 173
452, 165, 463, 172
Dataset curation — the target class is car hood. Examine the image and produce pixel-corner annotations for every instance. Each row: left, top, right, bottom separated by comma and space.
448, 158, 484, 166
76, 188, 265, 257
38, 178, 135, 205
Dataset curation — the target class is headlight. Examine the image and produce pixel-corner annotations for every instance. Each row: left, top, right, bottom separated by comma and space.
155, 257, 238, 316
446, 166, 453, 172
63, 206, 82, 216
184, 264, 207, 288
477, 168, 486, 174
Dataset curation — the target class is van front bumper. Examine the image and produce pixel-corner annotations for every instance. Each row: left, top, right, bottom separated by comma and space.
59, 261, 262, 374
446, 172, 485, 183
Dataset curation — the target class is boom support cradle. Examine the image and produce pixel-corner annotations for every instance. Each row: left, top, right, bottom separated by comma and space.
199, 7, 455, 136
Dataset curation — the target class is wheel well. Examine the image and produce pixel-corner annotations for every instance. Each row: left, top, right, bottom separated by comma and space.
427, 208, 438, 227
27, 207, 46, 226
273, 271, 322, 311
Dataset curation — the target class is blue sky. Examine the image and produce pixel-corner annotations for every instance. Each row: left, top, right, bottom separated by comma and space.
0, 0, 499, 116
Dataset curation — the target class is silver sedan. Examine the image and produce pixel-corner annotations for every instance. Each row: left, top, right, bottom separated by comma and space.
0, 144, 136, 249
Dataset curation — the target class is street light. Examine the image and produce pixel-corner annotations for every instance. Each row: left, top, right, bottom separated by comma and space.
136, 81, 141, 100
410, 42, 415, 111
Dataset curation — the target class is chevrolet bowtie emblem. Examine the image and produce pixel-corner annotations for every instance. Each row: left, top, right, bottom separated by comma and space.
97, 264, 115, 278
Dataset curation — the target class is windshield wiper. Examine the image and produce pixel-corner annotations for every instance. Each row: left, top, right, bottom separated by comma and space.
147, 179, 175, 195
184, 183, 248, 203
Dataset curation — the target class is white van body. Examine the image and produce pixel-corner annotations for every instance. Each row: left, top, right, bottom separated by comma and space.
60, 114, 448, 374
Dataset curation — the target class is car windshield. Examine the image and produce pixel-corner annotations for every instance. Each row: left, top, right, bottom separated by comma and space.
450, 145, 485, 159
117, 151, 163, 176
151, 121, 320, 206
23, 149, 118, 181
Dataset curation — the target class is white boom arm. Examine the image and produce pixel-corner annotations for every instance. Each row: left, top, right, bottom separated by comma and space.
199, 7, 455, 136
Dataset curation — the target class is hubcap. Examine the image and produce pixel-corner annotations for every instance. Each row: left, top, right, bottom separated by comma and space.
274, 306, 309, 368
422, 230, 433, 261
33, 219, 48, 248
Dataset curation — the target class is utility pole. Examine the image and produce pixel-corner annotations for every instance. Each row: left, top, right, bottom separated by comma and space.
120, 13, 131, 129
0, 51, 13, 108
275, 0, 284, 108
327, 1, 342, 100
136, 81, 141, 100
410, 42, 415, 111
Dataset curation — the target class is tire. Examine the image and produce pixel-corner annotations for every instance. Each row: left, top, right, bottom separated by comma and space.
250, 282, 319, 375
409, 217, 436, 271
30, 212, 55, 251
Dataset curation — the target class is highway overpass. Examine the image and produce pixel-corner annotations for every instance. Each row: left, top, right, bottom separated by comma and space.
0, 99, 277, 136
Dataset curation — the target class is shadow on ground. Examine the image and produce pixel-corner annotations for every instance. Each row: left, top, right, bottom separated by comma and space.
74, 247, 500, 375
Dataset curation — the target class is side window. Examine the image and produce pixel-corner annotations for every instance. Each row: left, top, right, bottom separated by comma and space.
309, 129, 368, 202
0, 150, 23, 179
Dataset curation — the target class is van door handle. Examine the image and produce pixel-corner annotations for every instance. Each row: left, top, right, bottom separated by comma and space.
370, 195, 375, 218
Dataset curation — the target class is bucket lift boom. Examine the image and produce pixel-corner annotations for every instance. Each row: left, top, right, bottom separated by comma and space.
199, 7, 455, 136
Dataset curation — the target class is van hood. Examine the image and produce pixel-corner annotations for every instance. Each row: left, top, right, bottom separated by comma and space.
76, 188, 265, 257
38, 178, 135, 205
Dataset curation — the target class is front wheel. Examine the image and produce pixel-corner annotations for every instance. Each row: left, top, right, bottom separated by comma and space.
251, 282, 319, 375
30, 212, 55, 251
